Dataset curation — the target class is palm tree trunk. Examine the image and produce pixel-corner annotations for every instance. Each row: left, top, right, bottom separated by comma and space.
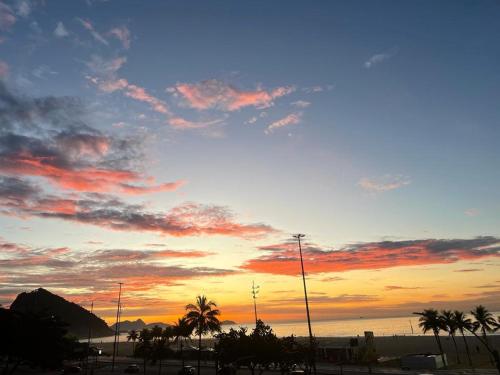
450, 333, 460, 363
460, 330, 473, 368
181, 340, 185, 367
492, 349, 500, 374
198, 332, 202, 375
433, 331, 446, 368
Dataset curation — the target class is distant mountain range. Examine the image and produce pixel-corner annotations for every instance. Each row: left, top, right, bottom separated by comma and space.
110, 319, 173, 332
10, 288, 114, 338
9, 288, 238, 338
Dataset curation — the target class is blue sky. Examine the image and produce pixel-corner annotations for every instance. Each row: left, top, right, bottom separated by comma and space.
0, 0, 499, 323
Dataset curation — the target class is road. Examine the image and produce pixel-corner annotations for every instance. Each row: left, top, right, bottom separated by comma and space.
12, 358, 499, 375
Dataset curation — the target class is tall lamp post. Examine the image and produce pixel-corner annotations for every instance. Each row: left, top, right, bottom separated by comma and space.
293, 234, 316, 375
111, 282, 123, 372
251, 281, 260, 326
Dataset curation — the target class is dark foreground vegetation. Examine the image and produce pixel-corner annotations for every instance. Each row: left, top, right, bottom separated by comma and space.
0, 307, 86, 375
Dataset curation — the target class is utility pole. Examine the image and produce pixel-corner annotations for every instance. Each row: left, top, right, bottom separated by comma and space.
86, 301, 93, 375
251, 281, 260, 326
293, 234, 316, 375
111, 282, 123, 372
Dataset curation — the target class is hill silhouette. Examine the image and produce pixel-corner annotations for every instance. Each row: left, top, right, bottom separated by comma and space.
10, 288, 114, 338
110, 318, 146, 332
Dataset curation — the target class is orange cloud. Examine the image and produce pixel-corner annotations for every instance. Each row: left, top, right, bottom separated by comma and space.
0, 177, 276, 238
173, 80, 294, 111
242, 237, 500, 275
89, 76, 170, 115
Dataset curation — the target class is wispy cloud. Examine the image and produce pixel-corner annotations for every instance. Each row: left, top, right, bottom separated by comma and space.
108, 25, 130, 49
0, 2, 16, 30
364, 49, 397, 69
384, 285, 423, 291
265, 112, 302, 134
169, 116, 225, 130
54, 21, 69, 38
454, 268, 484, 273
291, 100, 311, 108
358, 174, 410, 192
77, 17, 108, 45
0, 60, 8, 77
171, 79, 295, 111
465, 208, 480, 217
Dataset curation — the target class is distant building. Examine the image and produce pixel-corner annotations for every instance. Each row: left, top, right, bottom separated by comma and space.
317, 331, 377, 364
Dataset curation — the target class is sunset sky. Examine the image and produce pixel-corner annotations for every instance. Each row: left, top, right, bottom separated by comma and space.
0, 0, 499, 326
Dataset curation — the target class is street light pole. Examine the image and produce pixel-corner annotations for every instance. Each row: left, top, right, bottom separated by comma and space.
293, 234, 316, 375
251, 281, 260, 326
111, 282, 123, 372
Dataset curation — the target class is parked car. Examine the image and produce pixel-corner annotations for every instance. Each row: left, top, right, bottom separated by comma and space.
217, 364, 237, 375
124, 364, 140, 373
62, 366, 82, 374
178, 366, 196, 375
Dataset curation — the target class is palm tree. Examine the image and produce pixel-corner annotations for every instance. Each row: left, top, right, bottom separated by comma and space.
414, 309, 446, 367
154, 336, 170, 375
471, 305, 497, 341
453, 310, 473, 368
127, 329, 139, 354
441, 310, 460, 364
136, 328, 153, 375
466, 306, 500, 373
173, 317, 193, 367
185, 295, 221, 375
151, 325, 163, 340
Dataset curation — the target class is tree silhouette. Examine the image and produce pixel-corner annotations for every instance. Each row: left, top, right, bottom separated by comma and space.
185, 295, 221, 375
127, 330, 139, 354
414, 309, 446, 367
173, 317, 193, 367
0, 307, 81, 374
453, 310, 473, 368
469, 305, 500, 372
471, 305, 496, 341
441, 310, 460, 364
135, 328, 153, 375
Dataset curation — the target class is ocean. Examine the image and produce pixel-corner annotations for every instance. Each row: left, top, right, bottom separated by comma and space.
91, 315, 425, 343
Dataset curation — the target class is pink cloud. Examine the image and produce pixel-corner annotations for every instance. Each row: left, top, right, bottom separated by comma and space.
265, 112, 302, 134
120, 180, 187, 195
108, 26, 130, 49
0, 2, 15, 30
0, 60, 8, 77
125, 84, 170, 114
173, 79, 295, 111
89, 76, 170, 115
169, 116, 225, 129
77, 18, 108, 45
358, 175, 410, 193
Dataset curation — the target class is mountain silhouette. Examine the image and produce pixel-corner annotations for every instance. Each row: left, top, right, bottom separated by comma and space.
110, 318, 146, 332
10, 288, 114, 338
